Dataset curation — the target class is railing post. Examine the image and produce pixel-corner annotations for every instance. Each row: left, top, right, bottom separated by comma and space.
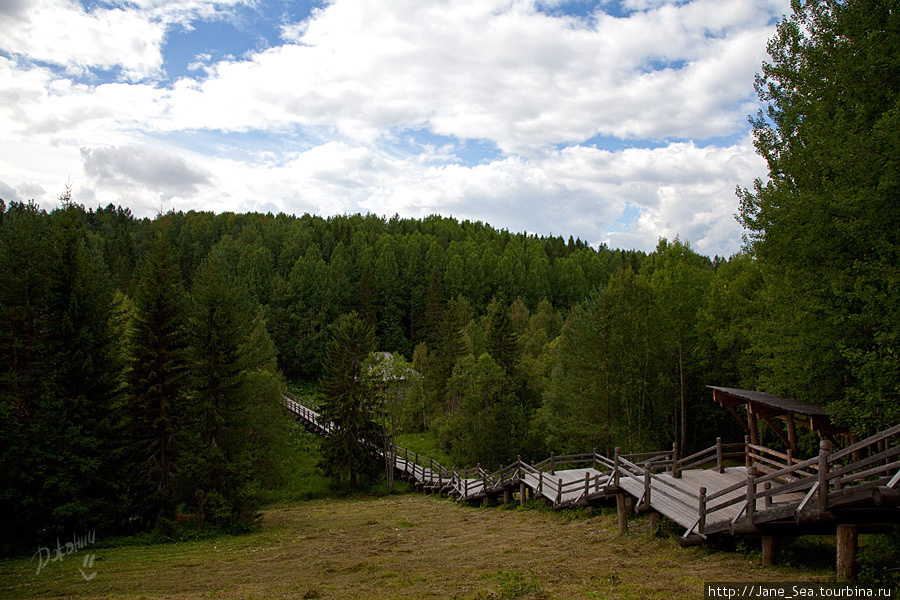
671, 442, 680, 478
538, 470, 544, 495
818, 439, 832, 510
517, 454, 522, 479
716, 437, 724, 473
698, 486, 707, 533
745, 435, 751, 468
643, 465, 651, 507
592, 447, 598, 471
613, 447, 621, 487
556, 477, 562, 504
584, 471, 590, 498
746, 466, 758, 520
764, 481, 772, 509
550, 452, 556, 475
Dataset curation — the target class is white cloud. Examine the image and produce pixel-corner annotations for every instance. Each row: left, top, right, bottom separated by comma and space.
0, 0, 246, 81
161, 0, 787, 152
0, 0, 783, 257
0, 0, 166, 80
187, 137, 763, 256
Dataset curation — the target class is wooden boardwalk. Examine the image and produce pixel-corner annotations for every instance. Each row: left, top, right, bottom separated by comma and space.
283, 392, 900, 574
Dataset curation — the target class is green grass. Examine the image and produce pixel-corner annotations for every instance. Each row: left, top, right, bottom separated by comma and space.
0, 494, 832, 600
394, 430, 455, 469
258, 419, 337, 504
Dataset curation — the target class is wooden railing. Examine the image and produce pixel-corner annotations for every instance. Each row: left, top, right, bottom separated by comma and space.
700, 424, 900, 534
283, 392, 900, 533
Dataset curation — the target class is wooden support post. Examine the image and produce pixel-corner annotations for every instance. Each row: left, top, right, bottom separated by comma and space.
556, 477, 563, 505
538, 470, 544, 495
698, 486, 707, 534
764, 482, 772, 509
762, 535, 776, 567
550, 452, 556, 475
613, 447, 621, 487
787, 413, 798, 458
748, 405, 759, 445
504, 488, 511, 504
583, 472, 590, 499
818, 440, 832, 510
648, 511, 659, 538
746, 466, 758, 521
519, 481, 526, 506
745, 434, 751, 468
837, 524, 858, 580
671, 442, 680, 478
716, 437, 724, 473
482, 496, 489, 507
643, 466, 651, 508
616, 493, 628, 535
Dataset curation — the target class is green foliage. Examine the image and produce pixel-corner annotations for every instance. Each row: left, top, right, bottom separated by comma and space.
739, 0, 900, 431
127, 226, 189, 528
318, 313, 381, 487
182, 241, 285, 525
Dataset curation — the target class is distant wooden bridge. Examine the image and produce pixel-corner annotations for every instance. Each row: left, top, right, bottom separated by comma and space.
282, 391, 900, 579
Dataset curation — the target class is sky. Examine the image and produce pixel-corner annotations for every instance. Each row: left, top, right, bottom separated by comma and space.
0, 0, 789, 257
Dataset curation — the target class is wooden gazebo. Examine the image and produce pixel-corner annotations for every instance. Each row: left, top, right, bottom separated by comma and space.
708, 386, 848, 457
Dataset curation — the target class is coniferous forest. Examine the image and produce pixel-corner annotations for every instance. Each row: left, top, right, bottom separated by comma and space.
1, 0, 899, 556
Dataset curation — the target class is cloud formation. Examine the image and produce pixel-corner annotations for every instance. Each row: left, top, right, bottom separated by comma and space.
0, 0, 788, 257
81, 144, 212, 196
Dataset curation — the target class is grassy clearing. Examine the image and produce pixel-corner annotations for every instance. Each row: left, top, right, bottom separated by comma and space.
0, 494, 832, 600
394, 431, 455, 468
257, 420, 337, 504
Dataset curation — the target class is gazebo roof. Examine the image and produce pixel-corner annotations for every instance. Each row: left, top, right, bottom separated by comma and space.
707, 386, 829, 417
707, 385, 847, 450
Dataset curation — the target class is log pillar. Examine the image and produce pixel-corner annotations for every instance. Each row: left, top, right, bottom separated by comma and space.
762, 535, 776, 567
716, 437, 724, 473
503, 489, 511, 504
648, 511, 659, 538
616, 493, 628, 535
837, 524, 858, 580
519, 481, 526, 506
787, 413, 798, 458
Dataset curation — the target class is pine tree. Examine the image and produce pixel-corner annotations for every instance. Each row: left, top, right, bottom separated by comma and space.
184, 242, 281, 525
318, 312, 380, 487
128, 227, 189, 527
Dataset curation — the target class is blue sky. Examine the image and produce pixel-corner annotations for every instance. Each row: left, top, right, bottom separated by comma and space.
0, 0, 790, 257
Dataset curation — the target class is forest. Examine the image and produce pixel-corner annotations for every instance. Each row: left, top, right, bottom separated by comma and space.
1, 0, 898, 553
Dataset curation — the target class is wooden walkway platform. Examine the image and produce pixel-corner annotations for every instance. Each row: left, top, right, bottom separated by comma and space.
283, 392, 900, 576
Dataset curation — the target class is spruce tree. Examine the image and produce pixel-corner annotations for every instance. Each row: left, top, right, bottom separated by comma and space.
128, 227, 189, 527
318, 312, 380, 487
